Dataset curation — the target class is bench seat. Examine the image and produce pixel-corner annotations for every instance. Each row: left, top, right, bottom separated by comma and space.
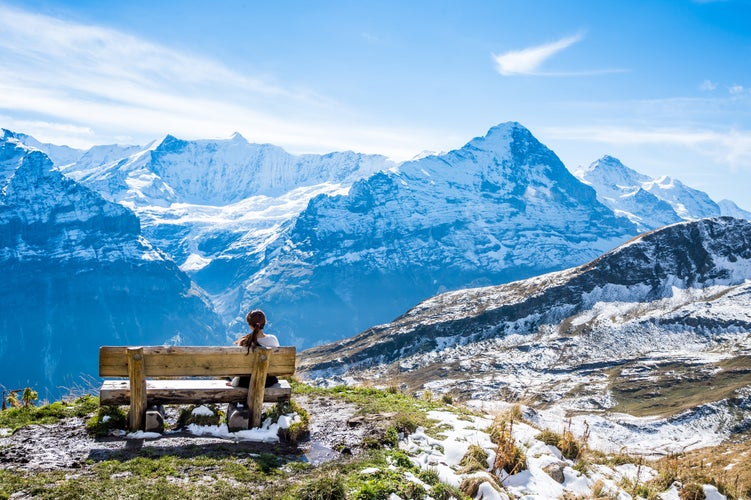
100, 379, 292, 406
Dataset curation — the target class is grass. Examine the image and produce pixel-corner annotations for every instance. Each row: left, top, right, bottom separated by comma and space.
578, 433, 751, 500
608, 356, 751, 418
0, 394, 99, 432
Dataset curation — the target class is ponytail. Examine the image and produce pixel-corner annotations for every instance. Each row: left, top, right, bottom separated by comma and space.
235, 309, 266, 355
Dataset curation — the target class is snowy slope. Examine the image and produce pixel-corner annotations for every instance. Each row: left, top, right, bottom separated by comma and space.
297, 217, 751, 447
0, 135, 226, 399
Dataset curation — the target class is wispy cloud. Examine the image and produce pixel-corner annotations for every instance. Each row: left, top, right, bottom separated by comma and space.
0, 4, 432, 158
543, 125, 751, 170
493, 33, 626, 77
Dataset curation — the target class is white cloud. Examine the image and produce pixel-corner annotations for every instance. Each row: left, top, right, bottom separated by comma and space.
492, 33, 626, 77
729, 84, 745, 95
493, 34, 584, 76
0, 4, 435, 160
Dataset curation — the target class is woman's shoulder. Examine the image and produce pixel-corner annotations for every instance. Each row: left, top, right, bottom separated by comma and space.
258, 334, 280, 347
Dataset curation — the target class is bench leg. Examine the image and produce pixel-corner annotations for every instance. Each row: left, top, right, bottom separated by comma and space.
247, 349, 271, 428
127, 347, 147, 432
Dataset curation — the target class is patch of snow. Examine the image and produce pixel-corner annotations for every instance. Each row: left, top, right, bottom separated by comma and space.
180, 253, 212, 272
191, 405, 215, 417
126, 431, 162, 440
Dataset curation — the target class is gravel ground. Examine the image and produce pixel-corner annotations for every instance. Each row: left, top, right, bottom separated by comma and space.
0, 395, 377, 472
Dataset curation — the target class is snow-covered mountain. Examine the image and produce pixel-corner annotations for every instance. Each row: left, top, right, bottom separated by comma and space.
574, 155, 743, 231
298, 217, 751, 448
0, 135, 226, 399
238, 123, 638, 346
12, 123, 749, 354
718, 198, 751, 220
58, 133, 395, 318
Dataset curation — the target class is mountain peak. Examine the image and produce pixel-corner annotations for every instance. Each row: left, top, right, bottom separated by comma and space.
229, 131, 247, 142
152, 134, 189, 154
577, 155, 651, 187
466, 121, 530, 152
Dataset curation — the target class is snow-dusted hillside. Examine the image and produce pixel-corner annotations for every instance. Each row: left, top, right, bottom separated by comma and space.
0, 135, 226, 399
298, 217, 751, 449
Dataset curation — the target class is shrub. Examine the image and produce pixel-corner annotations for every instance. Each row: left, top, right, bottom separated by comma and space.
418, 467, 440, 486
488, 416, 526, 475
536, 429, 562, 446
558, 430, 581, 460
389, 449, 416, 470
86, 405, 127, 436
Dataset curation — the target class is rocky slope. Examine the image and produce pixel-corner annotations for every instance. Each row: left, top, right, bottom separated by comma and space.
0, 135, 226, 399
298, 217, 751, 447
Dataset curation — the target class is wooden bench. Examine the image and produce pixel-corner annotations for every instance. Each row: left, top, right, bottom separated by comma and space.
99, 345, 296, 432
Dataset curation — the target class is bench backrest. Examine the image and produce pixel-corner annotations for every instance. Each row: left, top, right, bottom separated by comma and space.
99, 346, 296, 378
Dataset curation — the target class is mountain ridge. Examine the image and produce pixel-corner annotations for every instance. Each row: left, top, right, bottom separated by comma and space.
296, 217, 751, 450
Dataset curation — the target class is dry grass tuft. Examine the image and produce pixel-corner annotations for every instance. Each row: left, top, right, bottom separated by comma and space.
487, 412, 527, 475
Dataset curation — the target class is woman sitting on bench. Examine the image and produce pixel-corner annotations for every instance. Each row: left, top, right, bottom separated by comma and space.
228, 309, 280, 388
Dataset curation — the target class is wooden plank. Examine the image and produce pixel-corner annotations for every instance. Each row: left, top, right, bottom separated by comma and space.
127, 347, 147, 432
248, 348, 271, 428
99, 346, 296, 377
100, 379, 292, 406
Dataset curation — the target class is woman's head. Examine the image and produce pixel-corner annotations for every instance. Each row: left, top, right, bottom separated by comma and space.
236, 309, 266, 354
246, 309, 266, 331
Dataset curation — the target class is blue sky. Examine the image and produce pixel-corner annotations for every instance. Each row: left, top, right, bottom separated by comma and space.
1, 0, 750, 208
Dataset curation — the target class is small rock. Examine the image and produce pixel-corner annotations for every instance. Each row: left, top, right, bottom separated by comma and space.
543, 462, 567, 484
